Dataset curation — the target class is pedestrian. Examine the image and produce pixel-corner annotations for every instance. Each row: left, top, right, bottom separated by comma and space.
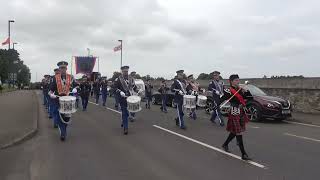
145, 79, 153, 109
158, 80, 169, 113
100, 77, 108, 106
93, 79, 101, 104
221, 74, 253, 160
208, 71, 225, 126
186, 74, 201, 120
114, 66, 138, 135
79, 75, 91, 111
171, 70, 187, 130
48, 61, 75, 141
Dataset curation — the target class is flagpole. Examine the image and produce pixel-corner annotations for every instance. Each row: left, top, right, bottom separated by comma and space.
98, 57, 100, 73
118, 40, 123, 68
71, 56, 73, 75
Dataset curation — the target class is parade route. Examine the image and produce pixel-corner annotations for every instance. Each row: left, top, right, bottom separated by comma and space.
0, 91, 320, 180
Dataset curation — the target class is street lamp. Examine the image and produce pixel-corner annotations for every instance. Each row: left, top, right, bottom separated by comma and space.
8, 20, 15, 49
13, 42, 17, 49
118, 40, 123, 68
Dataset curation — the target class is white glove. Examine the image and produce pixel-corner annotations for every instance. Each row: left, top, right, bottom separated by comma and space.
72, 88, 77, 94
193, 91, 198, 95
138, 89, 143, 94
215, 90, 220, 95
179, 90, 184, 95
50, 94, 57, 99
120, 91, 126, 97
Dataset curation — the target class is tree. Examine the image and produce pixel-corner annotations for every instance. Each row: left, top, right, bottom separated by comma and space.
110, 71, 121, 81
197, 73, 210, 80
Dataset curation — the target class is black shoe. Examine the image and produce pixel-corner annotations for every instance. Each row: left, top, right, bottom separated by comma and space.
60, 136, 65, 141
242, 154, 252, 161
220, 122, 225, 126
121, 124, 123, 127
222, 145, 231, 153
49, 116, 52, 119
54, 124, 58, 128
175, 118, 179, 126
124, 128, 128, 135
180, 126, 187, 130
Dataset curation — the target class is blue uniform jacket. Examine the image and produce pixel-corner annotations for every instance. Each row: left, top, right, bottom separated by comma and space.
171, 79, 187, 104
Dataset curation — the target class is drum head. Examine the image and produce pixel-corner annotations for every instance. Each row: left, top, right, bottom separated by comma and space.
198, 95, 207, 100
184, 95, 196, 99
59, 96, 76, 101
127, 95, 141, 103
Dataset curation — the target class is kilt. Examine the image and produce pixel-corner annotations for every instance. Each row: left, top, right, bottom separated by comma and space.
226, 108, 249, 134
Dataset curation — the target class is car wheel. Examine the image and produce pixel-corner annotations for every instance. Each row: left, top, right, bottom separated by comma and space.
152, 96, 156, 105
247, 104, 262, 122
205, 100, 214, 114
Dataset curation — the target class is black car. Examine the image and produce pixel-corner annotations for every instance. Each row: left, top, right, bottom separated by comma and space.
151, 91, 176, 107
205, 84, 292, 121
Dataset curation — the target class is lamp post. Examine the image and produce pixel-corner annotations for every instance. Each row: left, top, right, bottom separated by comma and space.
13, 42, 17, 49
8, 20, 15, 49
118, 40, 122, 68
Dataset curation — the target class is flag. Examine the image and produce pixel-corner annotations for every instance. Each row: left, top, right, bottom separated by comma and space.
113, 44, 122, 52
1, 37, 10, 46
74, 56, 96, 75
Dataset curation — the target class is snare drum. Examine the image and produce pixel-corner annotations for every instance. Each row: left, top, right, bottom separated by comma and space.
197, 95, 207, 107
183, 95, 196, 109
59, 96, 77, 114
127, 95, 142, 113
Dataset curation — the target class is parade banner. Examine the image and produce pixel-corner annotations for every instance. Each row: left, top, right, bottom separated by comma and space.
74, 56, 96, 75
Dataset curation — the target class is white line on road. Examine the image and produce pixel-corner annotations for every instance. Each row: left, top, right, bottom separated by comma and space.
153, 125, 267, 169
284, 133, 320, 143
106, 107, 121, 114
248, 126, 260, 129
88, 101, 121, 114
283, 120, 320, 128
88, 101, 99, 106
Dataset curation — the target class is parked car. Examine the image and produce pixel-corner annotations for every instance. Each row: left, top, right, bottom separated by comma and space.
205, 84, 292, 121
151, 91, 176, 107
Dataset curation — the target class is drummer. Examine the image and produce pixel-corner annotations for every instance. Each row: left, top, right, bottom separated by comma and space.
49, 61, 75, 141
171, 70, 187, 130
50, 68, 60, 128
114, 66, 138, 135
186, 74, 201, 120
208, 71, 225, 126
129, 71, 137, 121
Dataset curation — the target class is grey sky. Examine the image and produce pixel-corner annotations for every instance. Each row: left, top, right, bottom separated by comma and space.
0, 0, 319, 81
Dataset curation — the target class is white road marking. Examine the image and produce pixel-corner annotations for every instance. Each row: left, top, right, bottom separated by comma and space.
88, 101, 98, 105
283, 120, 320, 128
153, 125, 267, 169
88, 101, 122, 114
284, 133, 320, 143
248, 126, 260, 129
106, 107, 121, 114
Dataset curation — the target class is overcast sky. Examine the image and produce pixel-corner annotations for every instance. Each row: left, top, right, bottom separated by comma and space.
1, 0, 319, 81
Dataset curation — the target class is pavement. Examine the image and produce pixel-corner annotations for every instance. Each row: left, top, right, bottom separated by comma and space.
0, 91, 320, 180
0, 90, 38, 149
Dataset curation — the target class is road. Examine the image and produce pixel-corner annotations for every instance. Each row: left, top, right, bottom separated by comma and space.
0, 91, 319, 180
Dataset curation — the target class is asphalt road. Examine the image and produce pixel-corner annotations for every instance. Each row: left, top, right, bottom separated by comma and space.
1, 91, 320, 180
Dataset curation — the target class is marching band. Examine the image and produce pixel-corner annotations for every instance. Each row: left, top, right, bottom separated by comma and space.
41, 63, 253, 160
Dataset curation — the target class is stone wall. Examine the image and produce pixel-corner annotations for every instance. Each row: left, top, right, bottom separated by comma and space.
151, 77, 320, 114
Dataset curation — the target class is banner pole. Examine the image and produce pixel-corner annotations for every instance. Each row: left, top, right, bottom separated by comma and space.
98, 57, 100, 73
71, 56, 74, 76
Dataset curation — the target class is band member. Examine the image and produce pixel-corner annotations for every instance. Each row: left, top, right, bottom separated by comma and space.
114, 66, 138, 135
145, 79, 153, 109
112, 81, 120, 110
129, 71, 137, 121
49, 61, 74, 141
186, 74, 201, 120
158, 80, 169, 113
208, 71, 225, 126
93, 78, 101, 104
79, 75, 91, 111
221, 74, 253, 160
49, 69, 60, 128
100, 76, 108, 106
42, 75, 50, 108
171, 70, 187, 130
